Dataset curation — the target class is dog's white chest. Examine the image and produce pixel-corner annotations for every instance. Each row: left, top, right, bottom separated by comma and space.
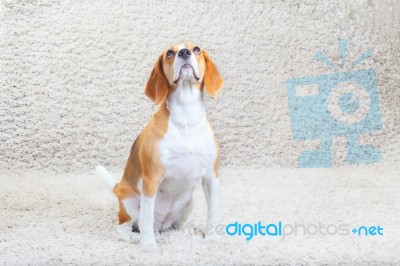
159, 116, 216, 193
159, 86, 217, 188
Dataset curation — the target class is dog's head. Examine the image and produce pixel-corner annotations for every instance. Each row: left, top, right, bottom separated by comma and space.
145, 42, 224, 104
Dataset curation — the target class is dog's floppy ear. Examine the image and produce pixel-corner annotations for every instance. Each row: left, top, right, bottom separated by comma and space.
145, 54, 169, 104
203, 50, 224, 99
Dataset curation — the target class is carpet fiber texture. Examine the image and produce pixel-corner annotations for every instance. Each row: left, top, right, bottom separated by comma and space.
1, 0, 400, 173
1, 166, 399, 265
1, 1, 400, 265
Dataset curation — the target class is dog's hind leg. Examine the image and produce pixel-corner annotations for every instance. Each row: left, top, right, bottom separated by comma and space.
115, 181, 141, 240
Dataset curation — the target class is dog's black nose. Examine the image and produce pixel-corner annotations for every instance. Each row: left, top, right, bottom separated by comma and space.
178, 48, 191, 59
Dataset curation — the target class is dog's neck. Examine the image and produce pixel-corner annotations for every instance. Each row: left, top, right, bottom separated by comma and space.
166, 81, 205, 127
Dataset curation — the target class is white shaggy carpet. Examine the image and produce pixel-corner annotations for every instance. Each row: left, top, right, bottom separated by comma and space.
1, 166, 400, 265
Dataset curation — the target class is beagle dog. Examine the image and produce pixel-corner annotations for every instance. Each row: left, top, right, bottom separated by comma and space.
96, 42, 223, 249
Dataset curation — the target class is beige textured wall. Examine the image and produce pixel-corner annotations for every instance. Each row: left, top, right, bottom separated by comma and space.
1, 0, 399, 173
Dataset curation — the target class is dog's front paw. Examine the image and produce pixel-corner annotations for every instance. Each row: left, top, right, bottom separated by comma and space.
140, 233, 158, 250
203, 222, 221, 241
140, 240, 158, 251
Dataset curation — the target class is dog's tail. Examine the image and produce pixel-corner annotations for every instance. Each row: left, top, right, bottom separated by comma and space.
95, 165, 118, 191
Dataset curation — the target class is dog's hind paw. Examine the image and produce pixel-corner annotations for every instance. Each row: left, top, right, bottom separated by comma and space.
117, 221, 139, 241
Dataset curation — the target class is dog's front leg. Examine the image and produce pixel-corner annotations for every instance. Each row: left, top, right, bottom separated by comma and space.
139, 176, 160, 249
202, 171, 220, 240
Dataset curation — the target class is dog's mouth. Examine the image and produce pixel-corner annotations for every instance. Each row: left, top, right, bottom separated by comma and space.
173, 64, 200, 84
181, 64, 192, 70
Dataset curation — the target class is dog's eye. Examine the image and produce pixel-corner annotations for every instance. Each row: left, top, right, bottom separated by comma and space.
193, 46, 201, 55
166, 50, 175, 58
